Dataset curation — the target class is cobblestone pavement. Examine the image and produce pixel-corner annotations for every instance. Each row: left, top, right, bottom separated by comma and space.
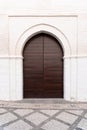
0, 107, 87, 130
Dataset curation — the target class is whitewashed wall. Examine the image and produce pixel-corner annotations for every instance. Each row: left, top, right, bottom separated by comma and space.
0, 15, 9, 100
77, 14, 87, 101
0, 0, 87, 101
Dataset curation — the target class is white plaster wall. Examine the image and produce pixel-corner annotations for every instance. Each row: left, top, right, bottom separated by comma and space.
77, 14, 87, 101
9, 58, 23, 100
0, 0, 87, 101
0, 15, 9, 100
0, 0, 87, 15
78, 14, 87, 55
8, 16, 78, 101
77, 58, 87, 101
0, 59, 9, 100
9, 17, 77, 56
0, 15, 8, 55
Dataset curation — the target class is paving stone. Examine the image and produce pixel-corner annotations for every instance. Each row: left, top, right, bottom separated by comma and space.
0, 126, 4, 130
74, 127, 84, 130
25, 112, 48, 125
4, 120, 33, 130
84, 113, 87, 118
0, 113, 17, 126
66, 110, 83, 116
40, 110, 59, 116
77, 118, 87, 129
0, 105, 86, 130
56, 112, 78, 124
0, 109, 7, 114
14, 109, 33, 116
42, 119, 69, 130
38, 128, 45, 130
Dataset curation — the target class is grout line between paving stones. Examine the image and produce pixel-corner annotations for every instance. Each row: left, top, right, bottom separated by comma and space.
31, 110, 66, 130
53, 117, 71, 126
1, 108, 36, 128
0, 108, 18, 128
65, 110, 84, 117
68, 110, 87, 130
6, 109, 37, 128
0, 108, 87, 130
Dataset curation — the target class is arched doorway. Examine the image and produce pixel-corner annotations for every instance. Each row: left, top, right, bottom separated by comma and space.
23, 33, 63, 98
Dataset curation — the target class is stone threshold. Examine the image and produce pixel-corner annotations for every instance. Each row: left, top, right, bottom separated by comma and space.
0, 99, 87, 109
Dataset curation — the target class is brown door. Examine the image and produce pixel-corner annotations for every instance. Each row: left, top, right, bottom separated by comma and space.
23, 33, 63, 98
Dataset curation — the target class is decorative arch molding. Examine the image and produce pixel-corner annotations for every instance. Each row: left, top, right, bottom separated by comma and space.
16, 24, 71, 57
13, 23, 72, 101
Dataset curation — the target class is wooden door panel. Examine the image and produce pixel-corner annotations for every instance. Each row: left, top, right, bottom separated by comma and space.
23, 34, 44, 98
23, 33, 63, 98
44, 34, 63, 98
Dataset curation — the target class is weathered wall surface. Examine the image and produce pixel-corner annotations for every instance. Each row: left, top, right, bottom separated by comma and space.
0, 0, 87, 101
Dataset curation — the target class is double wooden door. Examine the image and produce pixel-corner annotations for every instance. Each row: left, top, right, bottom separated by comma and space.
23, 33, 63, 98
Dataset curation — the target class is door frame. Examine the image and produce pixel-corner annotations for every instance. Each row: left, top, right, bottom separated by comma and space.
15, 24, 71, 100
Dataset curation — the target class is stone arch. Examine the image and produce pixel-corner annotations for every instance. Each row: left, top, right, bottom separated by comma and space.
15, 24, 71, 100
16, 24, 71, 57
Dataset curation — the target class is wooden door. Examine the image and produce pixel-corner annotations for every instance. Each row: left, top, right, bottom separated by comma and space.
23, 33, 63, 98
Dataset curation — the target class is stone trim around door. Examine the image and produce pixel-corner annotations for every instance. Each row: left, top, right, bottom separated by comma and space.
12, 24, 72, 101
8, 24, 77, 101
